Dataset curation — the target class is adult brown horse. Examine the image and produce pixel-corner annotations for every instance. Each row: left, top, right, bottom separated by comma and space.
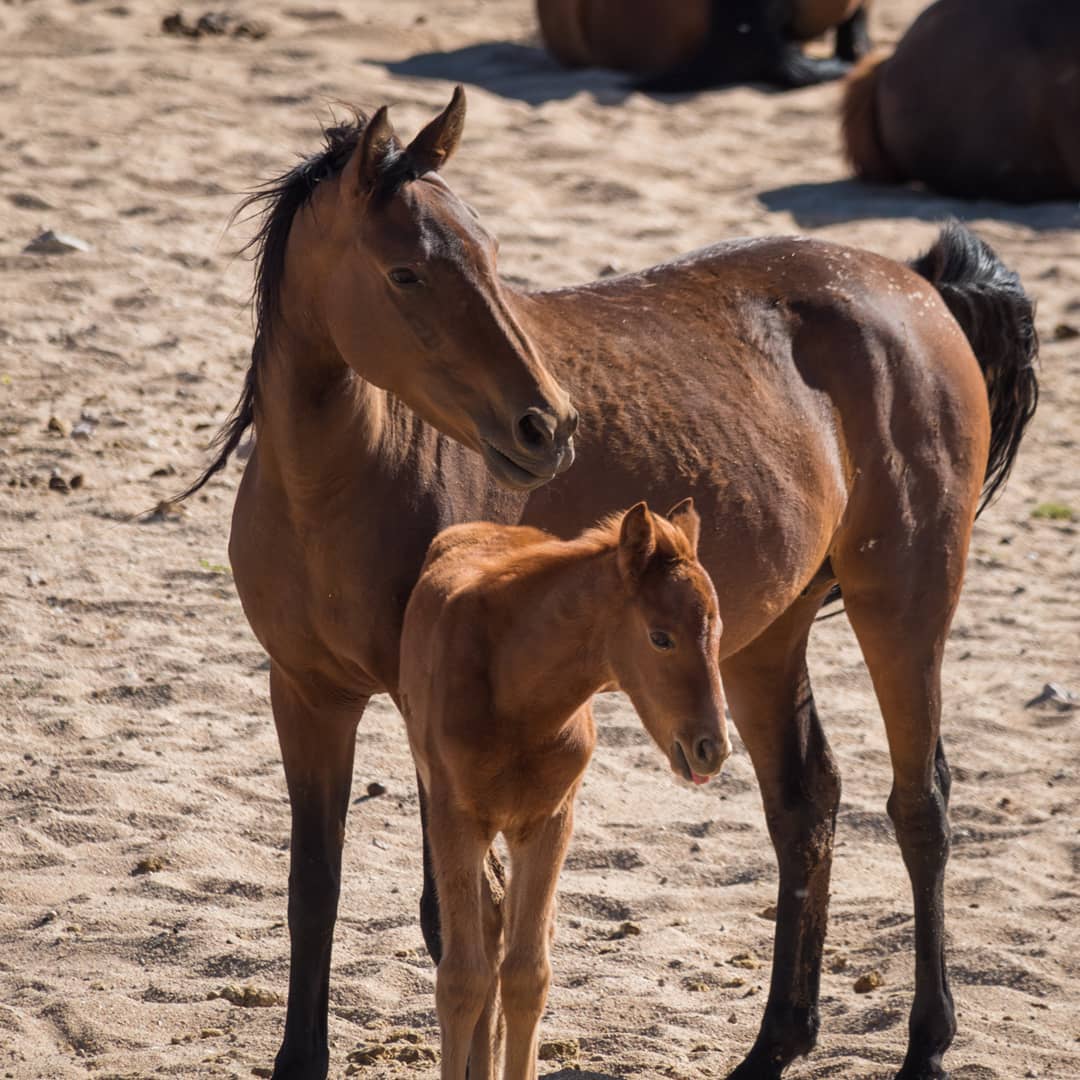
178, 89, 1037, 1079
538, 0, 873, 90
842, 0, 1080, 201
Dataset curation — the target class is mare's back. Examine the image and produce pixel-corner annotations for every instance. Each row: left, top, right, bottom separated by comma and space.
879, 0, 1080, 200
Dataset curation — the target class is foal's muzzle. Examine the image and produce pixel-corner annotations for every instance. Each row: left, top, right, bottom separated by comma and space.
672, 734, 731, 785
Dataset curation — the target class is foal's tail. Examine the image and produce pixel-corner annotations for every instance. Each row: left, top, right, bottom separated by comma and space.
841, 50, 904, 183
910, 222, 1039, 514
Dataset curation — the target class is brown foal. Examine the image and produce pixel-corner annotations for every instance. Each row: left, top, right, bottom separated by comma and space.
400, 500, 730, 1079
179, 88, 1037, 1080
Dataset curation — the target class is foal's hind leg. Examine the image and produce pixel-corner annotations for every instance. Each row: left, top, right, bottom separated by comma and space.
720, 598, 841, 1079
832, 513, 974, 1079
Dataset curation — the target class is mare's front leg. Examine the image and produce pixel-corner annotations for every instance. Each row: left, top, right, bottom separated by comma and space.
428, 790, 501, 1080
834, 2, 872, 62
501, 796, 576, 1080
720, 600, 841, 1079
270, 665, 366, 1080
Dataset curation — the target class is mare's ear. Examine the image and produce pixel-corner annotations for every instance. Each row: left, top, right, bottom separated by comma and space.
340, 105, 401, 200
618, 502, 657, 584
406, 85, 467, 175
667, 497, 701, 554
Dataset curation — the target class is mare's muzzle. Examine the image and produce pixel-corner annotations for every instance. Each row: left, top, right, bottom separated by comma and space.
481, 403, 578, 491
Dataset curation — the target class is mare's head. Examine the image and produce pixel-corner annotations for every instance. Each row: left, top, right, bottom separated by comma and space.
294, 87, 576, 490
607, 499, 730, 784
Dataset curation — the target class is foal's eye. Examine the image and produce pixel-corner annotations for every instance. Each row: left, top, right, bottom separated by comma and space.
649, 630, 675, 651
388, 267, 421, 286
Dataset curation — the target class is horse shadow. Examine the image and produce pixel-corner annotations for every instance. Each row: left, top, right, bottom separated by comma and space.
758, 179, 1080, 231
542, 1070, 621, 1079
382, 41, 635, 106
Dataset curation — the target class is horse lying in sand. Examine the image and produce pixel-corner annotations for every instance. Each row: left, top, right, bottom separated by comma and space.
538, 0, 873, 90
400, 500, 730, 1079
842, 0, 1080, 202
177, 87, 1037, 1079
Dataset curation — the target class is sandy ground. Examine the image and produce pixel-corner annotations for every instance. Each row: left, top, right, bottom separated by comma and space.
0, 1, 1078, 1078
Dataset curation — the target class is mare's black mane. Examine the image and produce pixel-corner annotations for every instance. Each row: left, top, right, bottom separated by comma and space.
172, 111, 417, 504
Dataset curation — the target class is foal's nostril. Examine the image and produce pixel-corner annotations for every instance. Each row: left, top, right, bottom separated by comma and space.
694, 736, 719, 772
517, 407, 557, 451
566, 406, 580, 438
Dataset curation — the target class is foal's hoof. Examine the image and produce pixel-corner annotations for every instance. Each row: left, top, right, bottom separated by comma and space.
895, 1063, 950, 1080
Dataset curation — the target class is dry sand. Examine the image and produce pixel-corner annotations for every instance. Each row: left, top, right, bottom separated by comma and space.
0, 1, 1078, 1077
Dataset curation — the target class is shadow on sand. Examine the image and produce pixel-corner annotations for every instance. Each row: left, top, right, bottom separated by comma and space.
758, 179, 1080, 231
541, 1071, 622, 1080
383, 41, 635, 106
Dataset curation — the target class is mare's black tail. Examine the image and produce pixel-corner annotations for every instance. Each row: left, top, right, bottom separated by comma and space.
910, 221, 1039, 514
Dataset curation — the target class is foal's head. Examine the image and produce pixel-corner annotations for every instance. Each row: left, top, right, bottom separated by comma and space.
607, 500, 730, 784
302, 87, 577, 490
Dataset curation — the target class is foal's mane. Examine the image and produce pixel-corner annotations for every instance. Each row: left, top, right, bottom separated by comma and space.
574, 511, 696, 564
173, 110, 417, 505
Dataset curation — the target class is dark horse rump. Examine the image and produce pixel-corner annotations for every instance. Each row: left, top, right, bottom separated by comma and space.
842, 0, 1080, 201
537, 0, 873, 91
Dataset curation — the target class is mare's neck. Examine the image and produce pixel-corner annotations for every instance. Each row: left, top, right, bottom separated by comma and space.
489, 547, 620, 733
253, 319, 425, 496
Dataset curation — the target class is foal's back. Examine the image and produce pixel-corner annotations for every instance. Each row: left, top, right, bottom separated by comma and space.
400, 520, 596, 822
400, 522, 558, 691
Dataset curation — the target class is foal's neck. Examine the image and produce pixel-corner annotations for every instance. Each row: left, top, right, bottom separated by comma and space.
489, 546, 620, 730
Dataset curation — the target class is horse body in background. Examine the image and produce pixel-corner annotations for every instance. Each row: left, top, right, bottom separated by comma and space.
537, 0, 873, 90
182, 91, 1037, 1080
843, 0, 1080, 202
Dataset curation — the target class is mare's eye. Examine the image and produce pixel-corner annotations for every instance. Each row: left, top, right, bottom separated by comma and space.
649, 630, 674, 651
388, 267, 421, 286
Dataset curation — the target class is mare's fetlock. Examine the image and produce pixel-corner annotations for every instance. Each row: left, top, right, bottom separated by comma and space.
756, 1002, 819, 1063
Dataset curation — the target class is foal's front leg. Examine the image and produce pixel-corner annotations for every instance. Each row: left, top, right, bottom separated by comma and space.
501, 796, 576, 1080
428, 793, 501, 1080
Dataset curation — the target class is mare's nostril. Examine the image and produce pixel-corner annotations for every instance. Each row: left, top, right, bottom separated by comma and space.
517, 408, 556, 451
566, 406, 580, 438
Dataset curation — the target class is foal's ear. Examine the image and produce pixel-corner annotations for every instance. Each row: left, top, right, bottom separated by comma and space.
667, 497, 701, 554
406, 85, 467, 175
618, 502, 657, 583
341, 105, 401, 198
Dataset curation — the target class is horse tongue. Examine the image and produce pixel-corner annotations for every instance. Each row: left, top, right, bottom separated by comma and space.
692, 772, 709, 785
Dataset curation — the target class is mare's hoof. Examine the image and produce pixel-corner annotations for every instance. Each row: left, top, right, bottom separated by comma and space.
895, 1070, 950, 1080
725, 1053, 784, 1080
271, 1054, 329, 1080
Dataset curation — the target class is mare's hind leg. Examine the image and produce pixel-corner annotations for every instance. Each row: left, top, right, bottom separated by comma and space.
720, 597, 841, 1079
832, 534, 966, 1080
270, 666, 366, 1080
834, 3, 871, 62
